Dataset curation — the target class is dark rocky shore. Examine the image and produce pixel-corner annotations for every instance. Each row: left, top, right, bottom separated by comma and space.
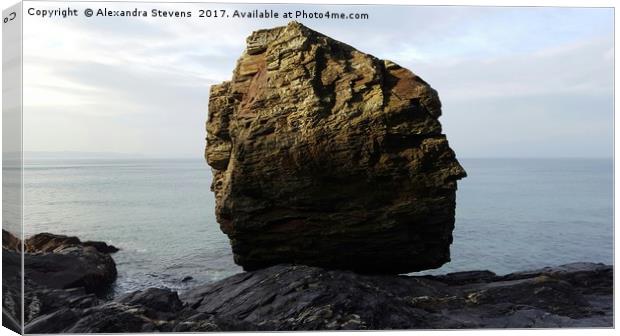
2, 230, 613, 332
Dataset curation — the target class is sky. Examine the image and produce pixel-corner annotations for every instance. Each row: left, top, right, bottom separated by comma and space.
22, 3, 614, 158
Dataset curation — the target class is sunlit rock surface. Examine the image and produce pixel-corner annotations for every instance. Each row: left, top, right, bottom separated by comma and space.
205, 21, 466, 273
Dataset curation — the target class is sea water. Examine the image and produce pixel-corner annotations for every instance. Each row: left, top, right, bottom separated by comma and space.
22, 158, 613, 296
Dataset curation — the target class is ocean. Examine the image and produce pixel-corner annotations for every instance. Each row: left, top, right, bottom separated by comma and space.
22, 158, 613, 296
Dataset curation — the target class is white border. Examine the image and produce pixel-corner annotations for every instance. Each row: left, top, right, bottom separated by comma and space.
1, 1, 617, 336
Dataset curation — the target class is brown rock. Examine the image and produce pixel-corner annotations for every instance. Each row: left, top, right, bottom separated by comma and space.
2, 229, 21, 252
25, 232, 81, 253
205, 21, 466, 273
25, 232, 119, 254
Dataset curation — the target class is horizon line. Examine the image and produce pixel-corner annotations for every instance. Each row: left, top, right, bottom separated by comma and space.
18, 153, 615, 160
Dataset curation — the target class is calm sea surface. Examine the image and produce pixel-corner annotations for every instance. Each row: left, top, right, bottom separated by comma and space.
22, 158, 613, 296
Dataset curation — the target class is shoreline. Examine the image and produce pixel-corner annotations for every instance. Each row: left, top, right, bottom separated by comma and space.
20, 157, 614, 293
2, 230, 613, 332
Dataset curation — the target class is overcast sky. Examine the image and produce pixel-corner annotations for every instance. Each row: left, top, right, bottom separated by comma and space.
22, 4, 613, 158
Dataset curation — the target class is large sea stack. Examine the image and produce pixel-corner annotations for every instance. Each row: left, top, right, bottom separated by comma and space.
205, 21, 466, 273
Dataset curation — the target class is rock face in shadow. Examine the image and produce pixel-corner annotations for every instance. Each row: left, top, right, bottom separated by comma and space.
179, 263, 612, 330
205, 21, 466, 274
2, 239, 22, 333
25, 288, 187, 334
2, 230, 119, 331
23, 233, 118, 293
24, 247, 117, 293
8, 231, 609, 332
23, 262, 612, 332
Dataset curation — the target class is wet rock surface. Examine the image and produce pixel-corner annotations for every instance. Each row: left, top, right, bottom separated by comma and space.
180, 263, 613, 330
23, 233, 118, 293
205, 21, 466, 273
21, 262, 612, 332
2, 230, 118, 332
2, 243, 22, 333
4, 231, 612, 331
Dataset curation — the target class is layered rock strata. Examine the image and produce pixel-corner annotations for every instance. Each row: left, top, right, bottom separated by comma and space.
23, 232, 118, 292
24, 262, 614, 332
205, 21, 466, 273
5, 231, 611, 331
2, 230, 119, 332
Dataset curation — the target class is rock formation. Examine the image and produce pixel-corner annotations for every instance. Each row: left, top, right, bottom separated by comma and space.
180, 263, 613, 330
24, 262, 615, 332
5, 231, 611, 331
23, 232, 118, 293
205, 21, 466, 273
25, 232, 119, 254
2, 229, 119, 332
2, 229, 21, 252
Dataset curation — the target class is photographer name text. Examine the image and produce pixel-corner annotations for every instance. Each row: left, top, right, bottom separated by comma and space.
26, 7, 369, 20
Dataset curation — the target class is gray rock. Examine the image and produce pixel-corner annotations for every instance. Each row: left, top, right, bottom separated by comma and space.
2, 230, 118, 332
24, 248, 117, 293
118, 287, 184, 321
25, 302, 157, 334
23, 262, 613, 332
180, 262, 612, 330
24, 282, 100, 323
2, 246, 22, 331
10, 230, 611, 332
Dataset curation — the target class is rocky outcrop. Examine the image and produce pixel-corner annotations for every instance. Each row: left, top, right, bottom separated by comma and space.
2, 238, 22, 333
23, 262, 613, 332
25, 232, 119, 254
205, 21, 466, 273
2, 230, 119, 332
22, 233, 118, 293
25, 288, 187, 334
2, 229, 21, 252
181, 263, 612, 330
24, 246, 117, 293
8, 231, 609, 331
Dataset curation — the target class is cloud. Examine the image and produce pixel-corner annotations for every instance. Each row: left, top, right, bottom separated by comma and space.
412, 36, 613, 159
412, 37, 613, 102
22, 3, 613, 158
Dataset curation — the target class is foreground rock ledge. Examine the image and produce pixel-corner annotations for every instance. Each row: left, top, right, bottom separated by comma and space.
24, 262, 612, 332
205, 21, 467, 273
2, 230, 119, 333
